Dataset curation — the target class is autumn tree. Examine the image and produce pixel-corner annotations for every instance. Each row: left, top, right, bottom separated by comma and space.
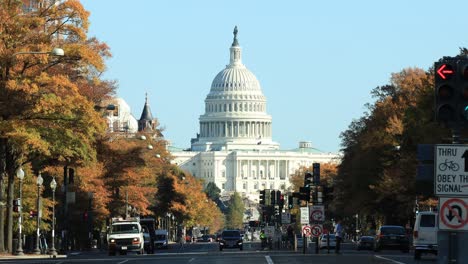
334, 67, 451, 230
0, 0, 114, 252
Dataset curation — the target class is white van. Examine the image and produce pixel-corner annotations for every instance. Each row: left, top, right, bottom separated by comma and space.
413, 211, 438, 260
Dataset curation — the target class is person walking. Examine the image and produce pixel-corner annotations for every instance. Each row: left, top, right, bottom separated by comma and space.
334, 219, 343, 254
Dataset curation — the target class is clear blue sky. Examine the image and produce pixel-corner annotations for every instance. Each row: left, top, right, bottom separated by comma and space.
80, 0, 468, 153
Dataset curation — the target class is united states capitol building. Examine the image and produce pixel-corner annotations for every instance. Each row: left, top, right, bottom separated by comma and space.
169, 27, 340, 203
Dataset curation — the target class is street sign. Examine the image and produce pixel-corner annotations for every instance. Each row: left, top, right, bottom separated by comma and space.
439, 197, 468, 231
300, 207, 309, 224
435, 145, 468, 196
311, 224, 323, 237
309, 205, 324, 222
302, 225, 312, 237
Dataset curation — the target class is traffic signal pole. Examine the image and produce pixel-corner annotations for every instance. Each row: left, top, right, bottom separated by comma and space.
434, 57, 468, 264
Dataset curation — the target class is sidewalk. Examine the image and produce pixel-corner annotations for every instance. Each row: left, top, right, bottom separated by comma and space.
0, 253, 67, 260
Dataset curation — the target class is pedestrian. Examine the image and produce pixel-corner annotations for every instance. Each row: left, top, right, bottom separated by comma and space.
260, 230, 266, 249
334, 219, 343, 254
287, 225, 294, 249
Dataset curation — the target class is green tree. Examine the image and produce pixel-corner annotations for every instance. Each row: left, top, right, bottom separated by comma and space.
204, 182, 221, 201
225, 192, 244, 229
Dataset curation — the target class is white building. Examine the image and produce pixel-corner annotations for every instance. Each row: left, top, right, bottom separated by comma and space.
170, 27, 340, 203
103, 97, 139, 133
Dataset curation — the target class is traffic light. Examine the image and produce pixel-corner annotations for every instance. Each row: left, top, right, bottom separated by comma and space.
288, 195, 294, 209
29, 210, 37, 218
299, 186, 310, 201
13, 198, 21, 212
317, 186, 323, 204
264, 189, 271, 206
270, 190, 276, 205
278, 192, 284, 208
435, 58, 457, 124
310, 187, 316, 203
458, 59, 468, 125
304, 172, 313, 187
274, 205, 280, 216
313, 163, 320, 185
259, 190, 266, 205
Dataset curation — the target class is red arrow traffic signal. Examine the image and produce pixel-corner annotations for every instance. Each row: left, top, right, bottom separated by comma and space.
437, 64, 454, 80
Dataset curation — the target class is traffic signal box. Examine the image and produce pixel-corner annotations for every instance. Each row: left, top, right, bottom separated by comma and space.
270, 190, 276, 205
259, 190, 266, 205
312, 163, 320, 185
304, 172, 313, 187
435, 56, 468, 127
264, 189, 271, 206
13, 198, 21, 212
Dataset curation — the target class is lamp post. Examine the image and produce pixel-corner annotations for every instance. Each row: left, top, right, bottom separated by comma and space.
49, 178, 57, 256
15, 168, 25, 256
33, 173, 43, 254
12, 47, 64, 57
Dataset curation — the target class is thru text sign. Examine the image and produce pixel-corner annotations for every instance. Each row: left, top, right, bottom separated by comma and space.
435, 145, 468, 196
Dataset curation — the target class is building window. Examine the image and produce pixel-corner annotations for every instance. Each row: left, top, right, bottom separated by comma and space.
252, 170, 257, 179
243, 183, 247, 190
222, 171, 226, 178
254, 183, 258, 190
270, 183, 274, 189
222, 183, 225, 189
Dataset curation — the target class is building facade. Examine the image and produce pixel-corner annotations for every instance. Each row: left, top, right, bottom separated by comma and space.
170, 27, 340, 203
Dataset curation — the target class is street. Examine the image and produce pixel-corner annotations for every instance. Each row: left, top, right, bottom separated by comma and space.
0, 241, 436, 264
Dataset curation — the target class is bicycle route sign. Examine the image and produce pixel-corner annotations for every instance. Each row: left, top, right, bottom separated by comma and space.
435, 145, 468, 196
438, 197, 468, 231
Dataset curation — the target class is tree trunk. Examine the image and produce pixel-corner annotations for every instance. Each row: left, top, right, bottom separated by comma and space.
5, 142, 19, 253
0, 173, 5, 253
6, 173, 13, 253
0, 138, 6, 252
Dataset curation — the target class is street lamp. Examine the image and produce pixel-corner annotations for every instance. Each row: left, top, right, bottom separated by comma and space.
33, 173, 43, 254
49, 177, 57, 256
15, 168, 25, 256
12, 47, 64, 57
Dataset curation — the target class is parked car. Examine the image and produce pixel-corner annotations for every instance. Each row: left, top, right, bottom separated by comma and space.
374, 225, 410, 252
319, 234, 336, 249
356, 236, 374, 250
197, 234, 213, 242
413, 211, 438, 260
219, 230, 243, 251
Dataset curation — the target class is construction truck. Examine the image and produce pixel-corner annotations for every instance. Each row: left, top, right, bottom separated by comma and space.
107, 217, 144, 256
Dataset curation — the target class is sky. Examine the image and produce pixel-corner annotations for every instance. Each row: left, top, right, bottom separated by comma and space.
79, 0, 468, 153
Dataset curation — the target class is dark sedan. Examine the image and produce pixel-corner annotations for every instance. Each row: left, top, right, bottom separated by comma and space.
374, 225, 410, 252
356, 236, 374, 250
219, 230, 243, 251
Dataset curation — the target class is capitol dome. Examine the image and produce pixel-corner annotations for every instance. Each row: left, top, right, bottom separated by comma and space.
191, 27, 279, 152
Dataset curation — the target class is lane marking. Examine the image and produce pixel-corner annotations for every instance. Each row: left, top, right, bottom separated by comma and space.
117, 259, 129, 264
189, 257, 195, 262
375, 255, 406, 264
265, 255, 274, 264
